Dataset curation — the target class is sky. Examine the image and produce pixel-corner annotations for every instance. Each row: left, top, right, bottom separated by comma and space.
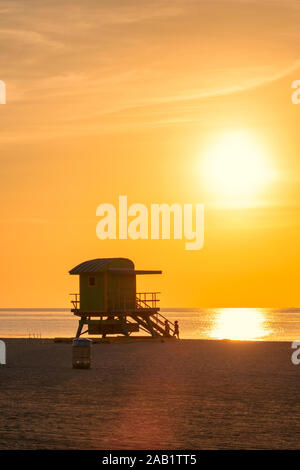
1, 0, 300, 307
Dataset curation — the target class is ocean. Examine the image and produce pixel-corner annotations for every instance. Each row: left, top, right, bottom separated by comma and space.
1, 308, 300, 341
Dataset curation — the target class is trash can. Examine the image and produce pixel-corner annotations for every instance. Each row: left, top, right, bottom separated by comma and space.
72, 338, 91, 369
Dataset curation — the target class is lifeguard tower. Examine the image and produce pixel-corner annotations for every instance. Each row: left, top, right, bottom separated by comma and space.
69, 258, 175, 339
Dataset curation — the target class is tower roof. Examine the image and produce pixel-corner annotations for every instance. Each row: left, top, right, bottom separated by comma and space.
69, 258, 161, 275
69, 258, 134, 274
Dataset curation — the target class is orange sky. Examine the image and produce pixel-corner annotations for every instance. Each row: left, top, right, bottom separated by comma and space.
1, 0, 300, 307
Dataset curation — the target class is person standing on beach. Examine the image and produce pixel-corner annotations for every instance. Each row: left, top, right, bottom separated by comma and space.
164, 320, 170, 336
173, 320, 180, 339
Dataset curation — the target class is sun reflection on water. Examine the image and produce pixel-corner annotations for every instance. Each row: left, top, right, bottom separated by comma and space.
210, 308, 267, 341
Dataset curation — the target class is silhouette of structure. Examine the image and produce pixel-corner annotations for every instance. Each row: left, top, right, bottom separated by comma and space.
69, 258, 175, 338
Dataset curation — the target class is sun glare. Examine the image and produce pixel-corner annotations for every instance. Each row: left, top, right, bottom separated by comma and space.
210, 308, 266, 341
203, 131, 273, 200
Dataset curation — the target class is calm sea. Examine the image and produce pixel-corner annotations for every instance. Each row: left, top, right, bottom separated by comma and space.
1, 308, 300, 341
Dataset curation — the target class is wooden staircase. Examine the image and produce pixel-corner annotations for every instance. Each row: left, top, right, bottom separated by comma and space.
135, 294, 175, 337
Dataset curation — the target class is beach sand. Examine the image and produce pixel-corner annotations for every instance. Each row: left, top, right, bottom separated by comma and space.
0, 338, 299, 449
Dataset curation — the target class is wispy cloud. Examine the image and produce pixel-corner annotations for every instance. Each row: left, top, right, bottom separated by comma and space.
1, 0, 300, 139
0, 28, 63, 49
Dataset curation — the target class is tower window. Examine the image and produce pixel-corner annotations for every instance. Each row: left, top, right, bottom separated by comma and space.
88, 276, 96, 287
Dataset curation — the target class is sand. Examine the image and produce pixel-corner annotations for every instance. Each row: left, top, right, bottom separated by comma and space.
0, 338, 299, 449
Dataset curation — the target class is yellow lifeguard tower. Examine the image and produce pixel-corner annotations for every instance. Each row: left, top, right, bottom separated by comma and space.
69, 258, 175, 339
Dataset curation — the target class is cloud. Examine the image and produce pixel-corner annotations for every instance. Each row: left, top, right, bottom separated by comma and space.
1, 0, 300, 139
0, 28, 63, 49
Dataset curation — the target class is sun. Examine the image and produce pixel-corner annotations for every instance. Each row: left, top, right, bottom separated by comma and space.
211, 308, 266, 341
203, 131, 273, 200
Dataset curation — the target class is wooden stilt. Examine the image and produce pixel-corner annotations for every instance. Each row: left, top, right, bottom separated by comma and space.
76, 318, 85, 338
118, 315, 130, 337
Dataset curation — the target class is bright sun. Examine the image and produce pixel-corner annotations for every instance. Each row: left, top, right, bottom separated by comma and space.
203, 131, 273, 199
211, 308, 266, 341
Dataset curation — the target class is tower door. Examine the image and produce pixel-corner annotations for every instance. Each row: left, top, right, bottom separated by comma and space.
107, 274, 135, 311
